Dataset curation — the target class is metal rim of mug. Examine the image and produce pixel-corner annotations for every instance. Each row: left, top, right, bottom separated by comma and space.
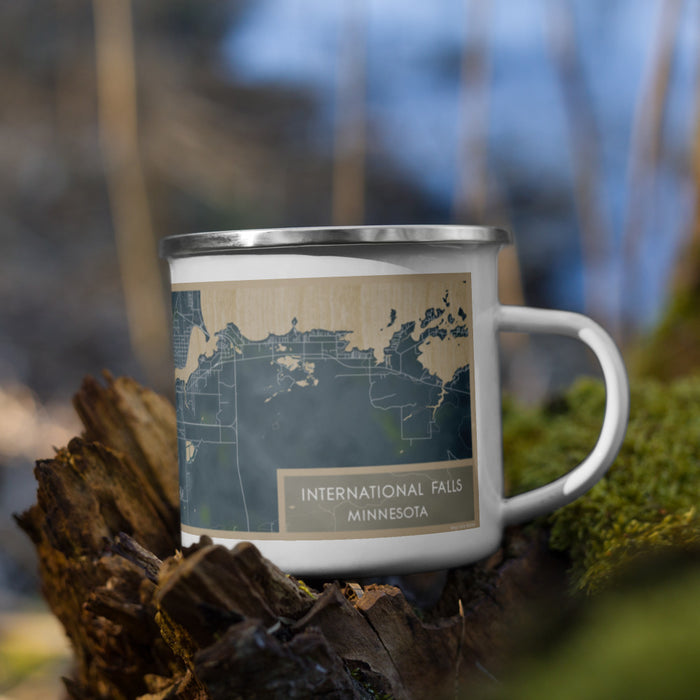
159, 225, 512, 258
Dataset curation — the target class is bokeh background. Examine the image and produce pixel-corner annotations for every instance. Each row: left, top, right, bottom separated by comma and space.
1, 1, 698, 696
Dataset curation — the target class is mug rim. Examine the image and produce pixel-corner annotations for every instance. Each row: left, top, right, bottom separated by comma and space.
159, 224, 512, 259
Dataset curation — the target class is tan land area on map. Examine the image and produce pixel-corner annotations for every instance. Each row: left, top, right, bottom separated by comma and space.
173, 273, 473, 386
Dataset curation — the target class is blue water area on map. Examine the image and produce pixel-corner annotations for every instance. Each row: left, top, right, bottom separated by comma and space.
172, 290, 472, 533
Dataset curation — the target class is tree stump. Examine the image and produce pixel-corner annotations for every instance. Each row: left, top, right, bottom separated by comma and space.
16, 373, 566, 699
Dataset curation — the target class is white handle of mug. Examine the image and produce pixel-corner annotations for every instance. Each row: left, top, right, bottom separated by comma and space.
497, 305, 629, 526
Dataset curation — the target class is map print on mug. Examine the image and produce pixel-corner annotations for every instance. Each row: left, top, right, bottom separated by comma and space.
172, 273, 479, 540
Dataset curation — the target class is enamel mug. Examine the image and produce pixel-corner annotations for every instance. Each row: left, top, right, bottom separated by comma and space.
160, 226, 629, 576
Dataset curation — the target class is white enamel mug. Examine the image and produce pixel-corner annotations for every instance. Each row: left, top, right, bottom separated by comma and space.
160, 226, 629, 576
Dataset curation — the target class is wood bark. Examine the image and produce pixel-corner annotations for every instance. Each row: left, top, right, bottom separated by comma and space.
16, 373, 566, 700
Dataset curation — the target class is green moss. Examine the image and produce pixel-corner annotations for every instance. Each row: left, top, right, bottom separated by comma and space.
503, 376, 700, 593
348, 667, 394, 699
483, 562, 700, 700
632, 283, 700, 381
289, 577, 318, 599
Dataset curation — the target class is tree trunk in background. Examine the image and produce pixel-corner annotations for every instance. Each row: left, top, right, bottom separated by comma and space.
632, 45, 700, 381
16, 373, 566, 700
93, 0, 171, 391
332, 0, 367, 226
619, 0, 684, 342
547, 0, 614, 331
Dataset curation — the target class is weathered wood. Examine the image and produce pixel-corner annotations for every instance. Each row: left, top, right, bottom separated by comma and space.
16, 374, 567, 699
111, 532, 163, 583
195, 620, 361, 699
155, 541, 315, 648
73, 371, 180, 531
15, 373, 184, 700
292, 583, 405, 695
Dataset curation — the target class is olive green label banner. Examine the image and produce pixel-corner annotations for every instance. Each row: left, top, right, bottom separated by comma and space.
278, 461, 477, 538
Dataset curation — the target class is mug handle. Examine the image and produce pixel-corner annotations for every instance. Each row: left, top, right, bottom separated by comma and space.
497, 305, 630, 525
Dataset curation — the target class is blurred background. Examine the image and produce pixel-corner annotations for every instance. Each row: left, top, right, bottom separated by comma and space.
0, 0, 698, 695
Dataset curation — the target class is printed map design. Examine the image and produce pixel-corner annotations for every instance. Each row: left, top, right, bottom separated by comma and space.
172, 278, 474, 533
